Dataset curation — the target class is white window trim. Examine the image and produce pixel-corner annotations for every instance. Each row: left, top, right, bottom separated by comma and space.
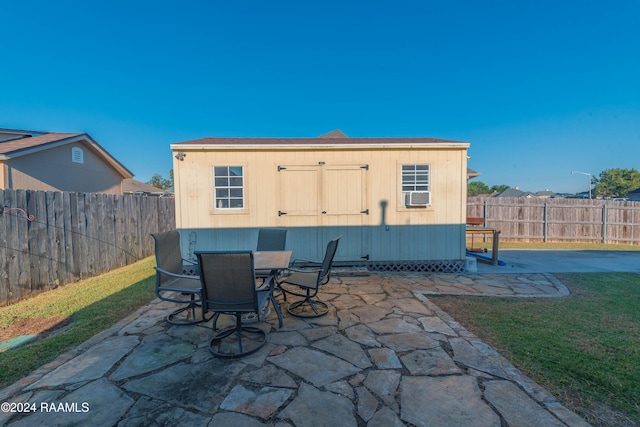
212, 165, 248, 213
398, 163, 432, 209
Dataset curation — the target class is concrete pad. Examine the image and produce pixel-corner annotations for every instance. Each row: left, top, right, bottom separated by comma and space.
476, 249, 640, 273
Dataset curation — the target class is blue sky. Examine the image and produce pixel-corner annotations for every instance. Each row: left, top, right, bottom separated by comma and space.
2, 0, 639, 193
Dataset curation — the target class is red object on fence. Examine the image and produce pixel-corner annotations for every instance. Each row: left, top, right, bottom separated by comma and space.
2, 207, 35, 221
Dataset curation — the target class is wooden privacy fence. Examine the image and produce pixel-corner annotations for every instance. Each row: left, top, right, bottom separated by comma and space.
0, 189, 175, 306
468, 197, 640, 245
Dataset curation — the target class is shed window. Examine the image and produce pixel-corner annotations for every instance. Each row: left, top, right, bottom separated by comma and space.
214, 166, 244, 209
402, 164, 431, 207
71, 147, 84, 164
402, 164, 430, 191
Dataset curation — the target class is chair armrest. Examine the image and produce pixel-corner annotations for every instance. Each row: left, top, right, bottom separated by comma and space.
284, 266, 322, 274
290, 258, 322, 268
154, 266, 200, 280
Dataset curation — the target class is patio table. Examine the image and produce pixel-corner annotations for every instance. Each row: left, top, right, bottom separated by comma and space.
253, 250, 292, 278
247, 250, 291, 325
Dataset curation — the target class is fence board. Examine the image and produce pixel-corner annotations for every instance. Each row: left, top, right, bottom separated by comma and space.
468, 197, 640, 245
0, 192, 7, 304
1, 189, 175, 306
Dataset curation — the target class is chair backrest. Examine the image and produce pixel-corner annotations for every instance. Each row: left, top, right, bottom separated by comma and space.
256, 228, 288, 251
317, 235, 343, 286
151, 230, 184, 282
196, 251, 258, 313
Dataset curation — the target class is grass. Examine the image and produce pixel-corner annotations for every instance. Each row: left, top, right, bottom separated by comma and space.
432, 272, 640, 426
0, 257, 157, 389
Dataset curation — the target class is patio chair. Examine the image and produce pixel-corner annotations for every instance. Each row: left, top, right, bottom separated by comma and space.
277, 235, 342, 318
196, 251, 278, 357
255, 228, 288, 281
151, 230, 208, 325
256, 228, 288, 251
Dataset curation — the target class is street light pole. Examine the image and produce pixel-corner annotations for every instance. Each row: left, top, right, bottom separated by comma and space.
571, 171, 592, 199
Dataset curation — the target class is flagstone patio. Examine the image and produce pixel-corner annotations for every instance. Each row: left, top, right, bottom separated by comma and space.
0, 272, 589, 426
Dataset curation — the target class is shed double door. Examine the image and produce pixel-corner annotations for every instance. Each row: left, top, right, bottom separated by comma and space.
277, 164, 369, 261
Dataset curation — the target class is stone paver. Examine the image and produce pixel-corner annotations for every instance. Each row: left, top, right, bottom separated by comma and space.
401, 375, 501, 427
1, 272, 588, 426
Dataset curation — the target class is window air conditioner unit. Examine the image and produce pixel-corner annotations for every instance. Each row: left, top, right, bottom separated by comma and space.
406, 191, 431, 207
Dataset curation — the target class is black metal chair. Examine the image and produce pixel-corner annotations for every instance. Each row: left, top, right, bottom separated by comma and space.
151, 230, 208, 325
196, 251, 278, 358
277, 235, 342, 318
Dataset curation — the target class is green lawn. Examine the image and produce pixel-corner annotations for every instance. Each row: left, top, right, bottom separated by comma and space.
432, 272, 640, 427
0, 257, 157, 389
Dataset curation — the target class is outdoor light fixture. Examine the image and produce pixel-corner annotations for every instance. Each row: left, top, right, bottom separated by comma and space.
175, 152, 186, 161
571, 170, 591, 199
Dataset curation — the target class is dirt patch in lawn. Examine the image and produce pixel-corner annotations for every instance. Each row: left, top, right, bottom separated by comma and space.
0, 316, 72, 345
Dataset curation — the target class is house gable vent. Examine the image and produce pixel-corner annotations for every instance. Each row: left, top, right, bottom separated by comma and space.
406, 191, 431, 207
71, 147, 84, 164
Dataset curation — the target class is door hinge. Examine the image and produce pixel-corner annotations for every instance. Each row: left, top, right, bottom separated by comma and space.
278, 211, 288, 216
360, 209, 369, 215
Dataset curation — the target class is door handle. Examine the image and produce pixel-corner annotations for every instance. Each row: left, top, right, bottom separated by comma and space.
278, 211, 288, 216
322, 211, 327, 214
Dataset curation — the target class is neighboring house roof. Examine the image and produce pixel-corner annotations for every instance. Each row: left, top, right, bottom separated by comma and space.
628, 187, 640, 200
0, 127, 47, 141
535, 190, 555, 197
122, 179, 171, 195
0, 130, 133, 179
495, 188, 534, 198
467, 168, 480, 180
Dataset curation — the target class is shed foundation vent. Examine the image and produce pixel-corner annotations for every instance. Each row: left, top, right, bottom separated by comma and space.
364, 260, 465, 274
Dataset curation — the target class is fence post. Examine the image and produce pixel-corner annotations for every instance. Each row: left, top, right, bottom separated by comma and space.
602, 204, 607, 244
483, 200, 487, 227
543, 202, 548, 242
483, 200, 488, 242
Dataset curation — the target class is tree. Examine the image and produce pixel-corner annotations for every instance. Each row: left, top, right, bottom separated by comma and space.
593, 168, 640, 198
147, 172, 173, 190
468, 181, 490, 196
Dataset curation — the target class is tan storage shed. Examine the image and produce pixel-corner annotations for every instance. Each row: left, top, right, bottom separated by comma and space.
171, 132, 470, 272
